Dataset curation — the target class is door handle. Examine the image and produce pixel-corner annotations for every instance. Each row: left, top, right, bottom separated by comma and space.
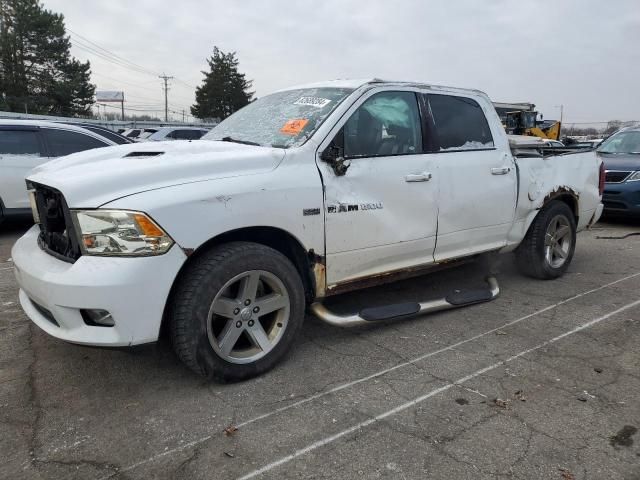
405, 172, 432, 182
491, 167, 511, 175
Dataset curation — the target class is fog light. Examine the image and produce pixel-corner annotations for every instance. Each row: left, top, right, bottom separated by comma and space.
81, 309, 115, 327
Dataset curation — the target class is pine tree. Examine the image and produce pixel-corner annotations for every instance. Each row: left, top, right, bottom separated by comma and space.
0, 0, 95, 115
191, 47, 253, 121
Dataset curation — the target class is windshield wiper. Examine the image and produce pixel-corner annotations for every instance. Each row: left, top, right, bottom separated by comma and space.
220, 136, 261, 146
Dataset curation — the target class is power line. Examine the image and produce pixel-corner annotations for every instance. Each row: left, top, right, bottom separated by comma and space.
68, 30, 197, 95
68, 29, 159, 77
96, 102, 163, 113
91, 71, 159, 90
173, 77, 197, 90
71, 40, 155, 77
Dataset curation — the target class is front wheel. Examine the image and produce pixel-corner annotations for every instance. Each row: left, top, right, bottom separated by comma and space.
169, 242, 305, 382
515, 201, 577, 279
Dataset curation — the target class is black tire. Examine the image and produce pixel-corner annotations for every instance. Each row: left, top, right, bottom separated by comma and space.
515, 201, 577, 280
169, 241, 305, 382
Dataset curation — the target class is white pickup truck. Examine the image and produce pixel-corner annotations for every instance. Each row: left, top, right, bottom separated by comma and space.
12, 79, 604, 381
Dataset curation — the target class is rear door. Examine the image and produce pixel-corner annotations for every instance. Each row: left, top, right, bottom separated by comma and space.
317, 89, 439, 287
425, 93, 517, 260
0, 127, 47, 210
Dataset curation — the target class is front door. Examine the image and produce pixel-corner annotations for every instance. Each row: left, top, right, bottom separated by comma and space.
317, 89, 439, 288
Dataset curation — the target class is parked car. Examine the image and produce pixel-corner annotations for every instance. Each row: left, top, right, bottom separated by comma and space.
142, 126, 210, 142
12, 79, 603, 381
598, 127, 640, 217
120, 128, 141, 139
572, 139, 603, 149
121, 128, 158, 141
0, 120, 117, 222
542, 139, 565, 147
56, 122, 133, 145
136, 128, 159, 141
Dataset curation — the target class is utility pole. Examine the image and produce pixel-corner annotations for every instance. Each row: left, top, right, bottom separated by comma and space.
159, 74, 174, 122
554, 104, 564, 124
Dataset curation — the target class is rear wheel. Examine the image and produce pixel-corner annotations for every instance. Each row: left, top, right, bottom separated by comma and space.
515, 201, 576, 279
169, 242, 305, 382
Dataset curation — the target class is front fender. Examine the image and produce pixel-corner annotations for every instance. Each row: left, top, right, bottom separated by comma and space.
102, 167, 325, 262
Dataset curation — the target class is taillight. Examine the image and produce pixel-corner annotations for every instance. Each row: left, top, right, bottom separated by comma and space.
599, 162, 605, 196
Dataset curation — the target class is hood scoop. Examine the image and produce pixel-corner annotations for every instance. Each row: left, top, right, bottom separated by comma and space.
123, 151, 165, 158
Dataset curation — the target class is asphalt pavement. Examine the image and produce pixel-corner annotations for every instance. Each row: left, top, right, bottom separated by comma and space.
1, 217, 639, 480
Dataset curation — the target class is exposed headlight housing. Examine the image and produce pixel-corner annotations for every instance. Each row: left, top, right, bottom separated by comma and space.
71, 210, 174, 256
626, 171, 640, 182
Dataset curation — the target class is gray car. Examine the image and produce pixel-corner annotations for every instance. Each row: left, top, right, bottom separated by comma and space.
143, 126, 210, 141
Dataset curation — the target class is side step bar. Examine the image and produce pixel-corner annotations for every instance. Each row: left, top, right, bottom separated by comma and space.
311, 277, 499, 327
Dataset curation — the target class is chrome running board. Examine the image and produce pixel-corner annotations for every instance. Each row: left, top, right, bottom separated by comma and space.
311, 277, 499, 327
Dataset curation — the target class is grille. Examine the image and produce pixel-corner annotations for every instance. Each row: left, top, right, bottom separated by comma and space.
31, 183, 82, 262
603, 200, 628, 210
605, 170, 632, 183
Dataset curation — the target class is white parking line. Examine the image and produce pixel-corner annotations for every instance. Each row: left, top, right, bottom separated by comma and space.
95, 271, 640, 479
236, 271, 640, 428
238, 298, 640, 480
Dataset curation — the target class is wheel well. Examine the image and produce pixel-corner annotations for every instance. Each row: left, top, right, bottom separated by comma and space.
545, 192, 579, 222
199, 227, 316, 297
161, 227, 317, 334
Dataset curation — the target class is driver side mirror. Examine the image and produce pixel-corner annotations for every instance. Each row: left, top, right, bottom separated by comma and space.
321, 129, 351, 176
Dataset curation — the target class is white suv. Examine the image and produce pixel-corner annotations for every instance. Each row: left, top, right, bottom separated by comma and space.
0, 120, 116, 222
143, 127, 209, 142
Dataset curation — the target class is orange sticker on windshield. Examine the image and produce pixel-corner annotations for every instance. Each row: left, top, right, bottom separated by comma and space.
280, 118, 308, 135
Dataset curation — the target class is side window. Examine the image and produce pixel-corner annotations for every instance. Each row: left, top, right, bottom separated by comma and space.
427, 94, 494, 151
343, 91, 422, 158
166, 130, 178, 139
0, 130, 42, 156
85, 127, 129, 144
42, 129, 108, 157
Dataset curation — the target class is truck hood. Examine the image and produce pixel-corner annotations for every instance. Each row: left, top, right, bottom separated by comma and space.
598, 152, 640, 171
27, 140, 286, 207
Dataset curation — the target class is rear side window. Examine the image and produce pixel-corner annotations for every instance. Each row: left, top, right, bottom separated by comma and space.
0, 130, 42, 156
42, 128, 108, 157
84, 127, 129, 144
427, 94, 494, 151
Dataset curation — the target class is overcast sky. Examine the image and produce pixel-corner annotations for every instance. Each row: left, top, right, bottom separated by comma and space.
43, 0, 640, 124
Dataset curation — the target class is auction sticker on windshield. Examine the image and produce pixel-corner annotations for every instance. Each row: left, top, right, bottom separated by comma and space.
280, 119, 309, 135
294, 97, 331, 108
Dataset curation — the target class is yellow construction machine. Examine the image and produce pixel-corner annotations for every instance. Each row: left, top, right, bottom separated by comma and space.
493, 102, 562, 141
